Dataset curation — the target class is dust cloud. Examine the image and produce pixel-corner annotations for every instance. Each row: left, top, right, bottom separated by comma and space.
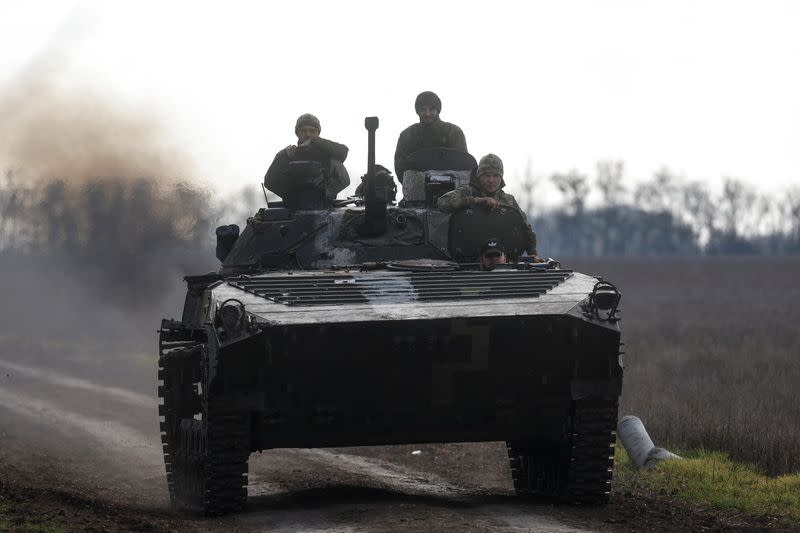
0, 58, 223, 359
0, 78, 193, 185
0, 7, 192, 185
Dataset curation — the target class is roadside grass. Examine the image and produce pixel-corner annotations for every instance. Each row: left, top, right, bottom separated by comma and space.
570, 257, 800, 476
0, 501, 67, 533
614, 445, 800, 527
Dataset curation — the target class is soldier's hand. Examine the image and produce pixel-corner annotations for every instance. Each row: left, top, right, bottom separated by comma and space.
285, 145, 297, 157
472, 197, 500, 209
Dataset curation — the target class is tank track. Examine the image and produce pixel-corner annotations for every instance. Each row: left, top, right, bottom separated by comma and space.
158, 320, 249, 516
173, 413, 249, 515
158, 323, 203, 508
506, 399, 617, 504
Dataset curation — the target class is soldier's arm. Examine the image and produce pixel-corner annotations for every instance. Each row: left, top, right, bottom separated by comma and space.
450, 124, 468, 153
322, 160, 351, 200
394, 129, 411, 183
497, 193, 537, 255
507, 196, 538, 256
437, 185, 473, 214
264, 150, 293, 199
502, 194, 521, 211
312, 138, 349, 162
524, 221, 538, 256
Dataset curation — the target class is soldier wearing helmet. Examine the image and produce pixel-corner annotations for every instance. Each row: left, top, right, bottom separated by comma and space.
265, 113, 350, 206
438, 153, 540, 258
393, 91, 468, 183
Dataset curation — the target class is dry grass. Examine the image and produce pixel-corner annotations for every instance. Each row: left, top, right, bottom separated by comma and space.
570, 257, 800, 476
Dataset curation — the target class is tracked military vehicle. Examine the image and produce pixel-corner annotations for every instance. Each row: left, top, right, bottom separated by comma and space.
158, 117, 623, 516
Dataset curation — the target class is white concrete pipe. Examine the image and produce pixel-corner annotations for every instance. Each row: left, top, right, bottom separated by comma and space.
617, 415, 681, 468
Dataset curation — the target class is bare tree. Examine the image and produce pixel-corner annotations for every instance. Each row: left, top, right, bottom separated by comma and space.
786, 186, 800, 248
0, 169, 39, 252
551, 170, 589, 216
518, 158, 540, 217
0, 169, 17, 248
634, 167, 680, 214
595, 160, 625, 207
680, 180, 715, 245
719, 177, 757, 237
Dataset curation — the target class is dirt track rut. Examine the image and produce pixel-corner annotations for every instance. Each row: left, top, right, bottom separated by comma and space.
0, 355, 598, 532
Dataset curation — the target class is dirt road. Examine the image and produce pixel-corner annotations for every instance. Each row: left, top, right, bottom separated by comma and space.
0, 354, 608, 532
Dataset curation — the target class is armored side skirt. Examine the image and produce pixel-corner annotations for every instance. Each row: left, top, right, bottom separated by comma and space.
208, 314, 622, 451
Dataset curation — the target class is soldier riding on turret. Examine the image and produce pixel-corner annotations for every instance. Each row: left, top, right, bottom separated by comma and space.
394, 91, 468, 183
265, 113, 350, 209
438, 153, 541, 260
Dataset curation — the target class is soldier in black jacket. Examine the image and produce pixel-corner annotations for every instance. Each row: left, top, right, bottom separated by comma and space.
265, 114, 350, 207
394, 91, 468, 183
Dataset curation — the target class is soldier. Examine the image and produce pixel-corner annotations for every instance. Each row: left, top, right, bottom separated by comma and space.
394, 91, 468, 182
265, 113, 350, 206
480, 238, 508, 271
438, 153, 540, 258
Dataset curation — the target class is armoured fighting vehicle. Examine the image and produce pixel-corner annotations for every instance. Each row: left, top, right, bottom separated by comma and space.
158, 117, 623, 515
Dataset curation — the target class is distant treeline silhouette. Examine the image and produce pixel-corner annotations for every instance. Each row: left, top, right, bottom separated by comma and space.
520, 161, 800, 256
2, 163, 799, 263
0, 171, 259, 257
0, 171, 245, 308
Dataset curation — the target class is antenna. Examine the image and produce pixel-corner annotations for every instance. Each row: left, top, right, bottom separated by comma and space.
261, 183, 270, 207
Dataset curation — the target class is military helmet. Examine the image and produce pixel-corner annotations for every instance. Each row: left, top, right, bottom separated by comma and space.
295, 113, 321, 135
476, 153, 504, 178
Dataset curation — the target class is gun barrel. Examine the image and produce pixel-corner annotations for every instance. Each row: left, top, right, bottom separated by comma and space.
365, 116, 379, 180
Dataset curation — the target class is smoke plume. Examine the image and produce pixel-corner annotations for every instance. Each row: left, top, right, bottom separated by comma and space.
0, 52, 221, 352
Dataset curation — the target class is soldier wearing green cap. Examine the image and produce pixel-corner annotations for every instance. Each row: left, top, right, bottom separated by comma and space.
394, 91, 468, 182
438, 153, 540, 257
265, 113, 350, 205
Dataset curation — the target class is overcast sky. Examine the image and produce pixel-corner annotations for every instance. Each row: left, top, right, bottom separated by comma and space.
2, 0, 798, 203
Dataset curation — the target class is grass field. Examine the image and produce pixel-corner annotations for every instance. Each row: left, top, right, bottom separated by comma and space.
570, 257, 800, 476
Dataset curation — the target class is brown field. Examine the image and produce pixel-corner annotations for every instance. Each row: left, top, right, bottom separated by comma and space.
569, 256, 800, 476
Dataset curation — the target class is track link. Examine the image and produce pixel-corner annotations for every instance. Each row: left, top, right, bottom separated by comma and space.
158, 321, 249, 516
507, 399, 617, 504
175, 413, 249, 515
158, 327, 202, 507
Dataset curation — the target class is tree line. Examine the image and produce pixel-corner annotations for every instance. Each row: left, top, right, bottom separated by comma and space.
0, 171, 230, 307
2, 164, 799, 259
518, 161, 800, 256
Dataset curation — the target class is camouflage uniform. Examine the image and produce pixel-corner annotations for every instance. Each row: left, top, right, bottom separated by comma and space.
438, 154, 538, 255
264, 137, 350, 201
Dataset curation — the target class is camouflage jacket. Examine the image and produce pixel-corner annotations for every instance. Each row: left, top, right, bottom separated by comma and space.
437, 183, 538, 256
394, 119, 467, 182
265, 138, 350, 201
